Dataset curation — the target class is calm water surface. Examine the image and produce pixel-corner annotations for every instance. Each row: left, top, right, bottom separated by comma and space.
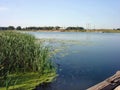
29, 32, 120, 90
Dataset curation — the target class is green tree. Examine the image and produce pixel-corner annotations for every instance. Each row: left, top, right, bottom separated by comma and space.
54, 26, 60, 30
117, 28, 120, 30
16, 26, 22, 30
8, 26, 15, 30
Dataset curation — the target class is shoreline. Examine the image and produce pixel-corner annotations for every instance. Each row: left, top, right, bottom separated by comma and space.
15, 29, 120, 33
1, 29, 120, 33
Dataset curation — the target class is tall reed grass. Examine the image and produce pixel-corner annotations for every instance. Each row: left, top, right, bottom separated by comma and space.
0, 31, 56, 89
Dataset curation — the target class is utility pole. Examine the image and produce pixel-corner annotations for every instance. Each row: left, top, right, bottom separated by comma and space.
86, 23, 91, 31
94, 24, 96, 30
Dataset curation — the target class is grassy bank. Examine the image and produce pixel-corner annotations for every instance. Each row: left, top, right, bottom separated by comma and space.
85, 29, 120, 33
0, 31, 56, 90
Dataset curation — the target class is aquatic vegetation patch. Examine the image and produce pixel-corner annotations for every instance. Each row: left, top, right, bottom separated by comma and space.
36, 38, 96, 57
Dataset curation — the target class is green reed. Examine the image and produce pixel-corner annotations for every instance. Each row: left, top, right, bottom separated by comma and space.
0, 31, 56, 89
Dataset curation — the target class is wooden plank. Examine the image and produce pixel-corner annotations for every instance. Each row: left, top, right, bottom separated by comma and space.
87, 71, 120, 90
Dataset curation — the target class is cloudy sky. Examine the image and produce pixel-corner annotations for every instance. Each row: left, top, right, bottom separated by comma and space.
0, 0, 120, 29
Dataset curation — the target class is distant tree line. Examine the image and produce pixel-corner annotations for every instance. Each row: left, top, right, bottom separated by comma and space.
0, 26, 15, 30
0, 26, 85, 30
1, 26, 120, 31
24, 26, 61, 30
66, 27, 84, 30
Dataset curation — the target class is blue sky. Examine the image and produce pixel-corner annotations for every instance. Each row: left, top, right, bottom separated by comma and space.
0, 0, 120, 29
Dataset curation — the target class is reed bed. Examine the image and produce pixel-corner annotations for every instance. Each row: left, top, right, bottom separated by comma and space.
0, 31, 56, 90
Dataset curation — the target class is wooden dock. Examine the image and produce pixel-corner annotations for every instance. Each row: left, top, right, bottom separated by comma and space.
87, 71, 120, 90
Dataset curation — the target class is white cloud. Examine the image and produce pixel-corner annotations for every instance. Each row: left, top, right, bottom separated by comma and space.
0, 7, 9, 11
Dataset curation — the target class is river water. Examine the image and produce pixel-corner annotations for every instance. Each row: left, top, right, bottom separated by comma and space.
29, 32, 120, 90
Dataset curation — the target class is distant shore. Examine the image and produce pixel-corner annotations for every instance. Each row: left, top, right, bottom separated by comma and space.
16, 29, 120, 33
1, 29, 120, 33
